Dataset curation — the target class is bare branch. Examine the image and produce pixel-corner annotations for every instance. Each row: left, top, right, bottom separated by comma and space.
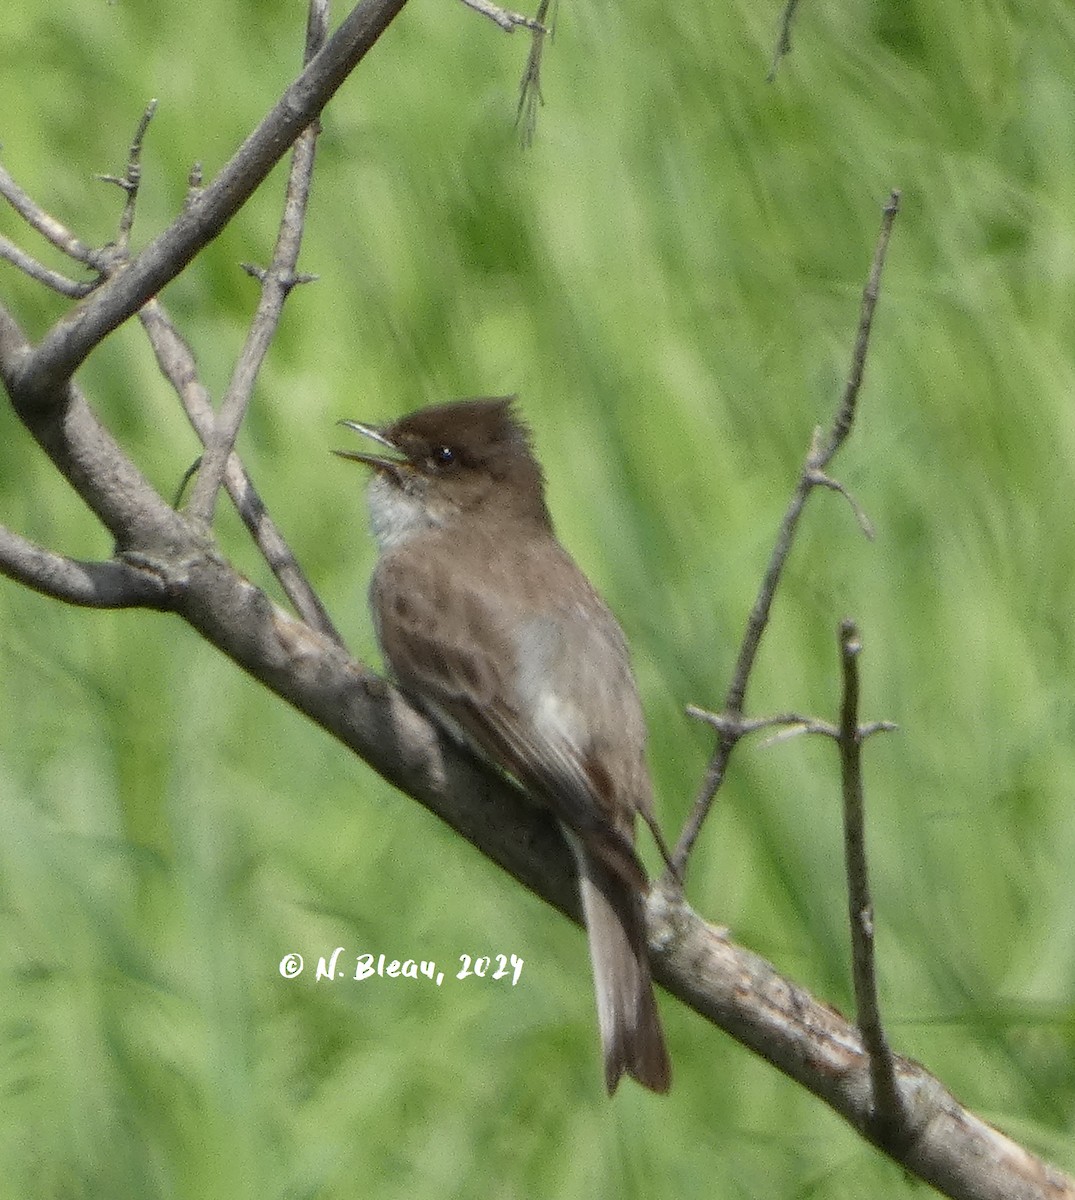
836, 619, 905, 1141
303, 0, 330, 59
8, 0, 411, 413
0, 524, 169, 608
3, 12, 1061, 1191
0, 161, 100, 267
0, 464, 1057, 1199
755, 719, 837, 748
686, 704, 895, 751
0, 0, 343, 644
96, 98, 159, 255
239, 262, 318, 287
820, 190, 901, 465
0, 98, 157, 296
671, 190, 901, 880
516, 0, 554, 147
0, 233, 94, 297
138, 299, 344, 644
647, 886, 1075, 1200
150, 536, 1075, 1197
458, 0, 545, 32
0, 300, 192, 555
687, 704, 838, 740
186, 4, 327, 531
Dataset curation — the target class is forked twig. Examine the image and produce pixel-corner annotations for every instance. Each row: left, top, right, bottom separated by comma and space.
139, 299, 344, 645
140, 0, 341, 642
184, 1, 328, 530
0, 2, 341, 644
97, 99, 159, 255
0, 232, 94, 297
1, 98, 157, 292
0, 162, 100, 267
670, 190, 901, 881
516, 0, 555, 147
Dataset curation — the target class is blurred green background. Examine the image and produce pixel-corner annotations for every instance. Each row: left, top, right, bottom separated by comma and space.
3, 0, 1075, 1195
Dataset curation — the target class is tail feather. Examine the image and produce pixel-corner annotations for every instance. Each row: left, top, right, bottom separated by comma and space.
574, 846, 671, 1095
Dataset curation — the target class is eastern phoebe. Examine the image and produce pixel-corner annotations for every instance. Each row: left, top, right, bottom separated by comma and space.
335, 396, 671, 1095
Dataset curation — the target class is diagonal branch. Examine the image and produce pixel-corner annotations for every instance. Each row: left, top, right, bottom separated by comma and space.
8, 0, 410, 413
0, 300, 193, 557
2, 10, 1061, 1190
0, 524, 169, 608
48, 507, 1069, 1200
670, 189, 901, 880
647, 882, 1073, 1200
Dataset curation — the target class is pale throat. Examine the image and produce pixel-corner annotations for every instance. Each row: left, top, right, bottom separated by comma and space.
365, 474, 442, 551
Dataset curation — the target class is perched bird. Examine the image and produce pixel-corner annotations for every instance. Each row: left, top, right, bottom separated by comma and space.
336, 396, 671, 1094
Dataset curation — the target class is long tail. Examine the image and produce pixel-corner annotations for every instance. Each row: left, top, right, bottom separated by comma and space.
575, 846, 671, 1094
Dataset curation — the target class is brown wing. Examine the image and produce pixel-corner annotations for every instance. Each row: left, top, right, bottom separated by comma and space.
371, 527, 653, 893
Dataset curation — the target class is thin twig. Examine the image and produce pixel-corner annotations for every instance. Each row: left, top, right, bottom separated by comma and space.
687, 705, 838, 740
836, 619, 905, 1142
821, 191, 901, 463
96, 98, 159, 255
516, 0, 554, 148
2, 137, 1072, 1193
0, 99, 157, 297
808, 468, 875, 539
458, 0, 545, 32
240, 262, 318, 287
670, 190, 901, 882
755, 716, 894, 750
185, 0, 328, 530
0, 233, 94, 297
1, 2, 341, 640
0, 162, 100, 266
687, 702, 894, 751
767, 0, 804, 82
139, 299, 345, 646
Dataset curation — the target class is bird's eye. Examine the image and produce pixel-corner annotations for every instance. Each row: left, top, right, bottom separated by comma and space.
430, 445, 456, 469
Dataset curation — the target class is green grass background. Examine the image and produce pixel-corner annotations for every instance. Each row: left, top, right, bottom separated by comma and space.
2, 0, 1075, 1195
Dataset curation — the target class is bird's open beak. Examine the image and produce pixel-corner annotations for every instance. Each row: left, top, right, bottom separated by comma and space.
333, 419, 407, 477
